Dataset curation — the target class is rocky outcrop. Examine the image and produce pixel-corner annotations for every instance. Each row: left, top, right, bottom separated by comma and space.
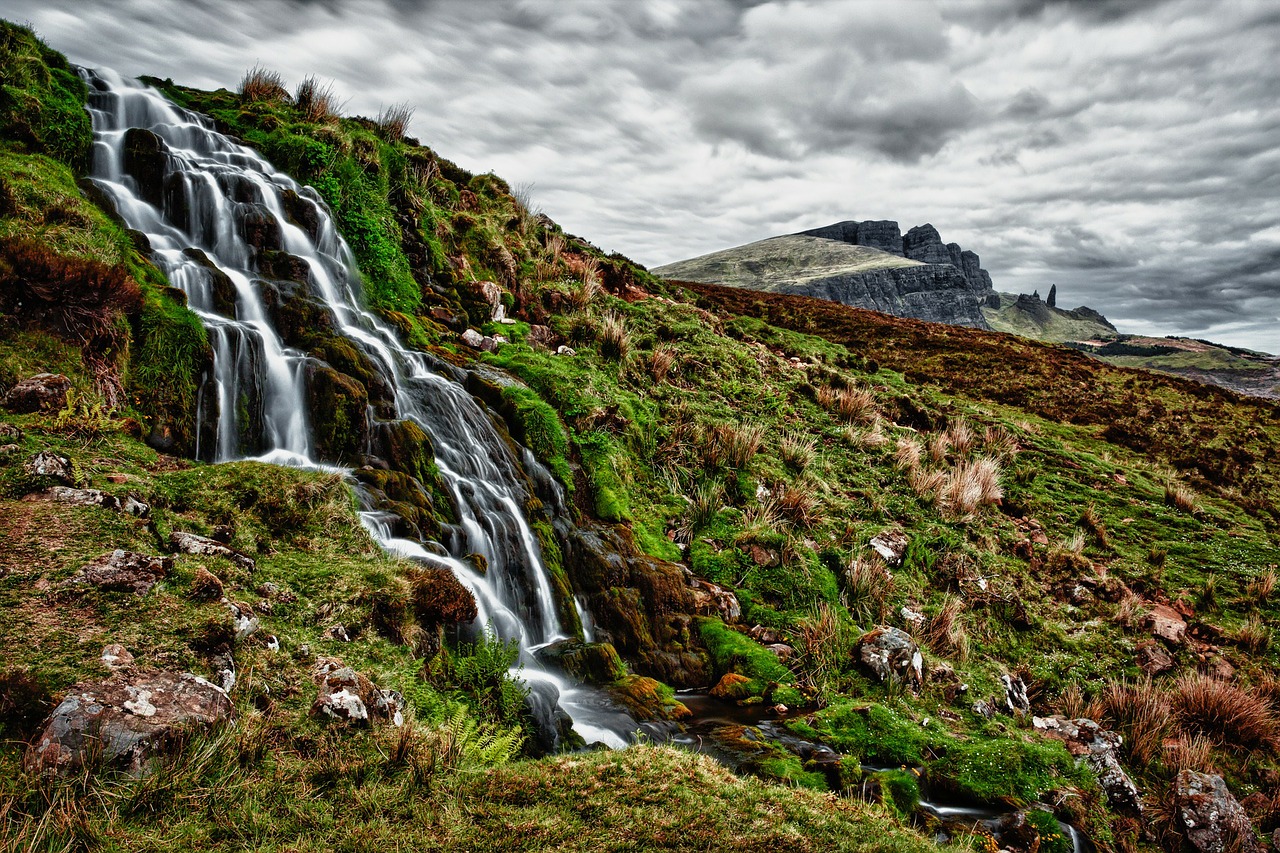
1033, 715, 1142, 815
25, 671, 233, 776
656, 219, 997, 329
1174, 771, 1262, 853
25, 486, 150, 517
169, 531, 256, 573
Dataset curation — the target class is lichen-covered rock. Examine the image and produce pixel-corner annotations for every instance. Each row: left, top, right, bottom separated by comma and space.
1033, 715, 1142, 815
25, 671, 233, 776
100, 644, 134, 671
66, 550, 171, 596
1002, 673, 1031, 712
1174, 770, 1262, 853
23, 450, 75, 485
3, 373, 72, 413
870, 529, 909, 565
25, 486, 149, 516
169, 531, 255, 572
1145, 603, 1188, 645
460, 328, 485, 348
310, 657, 404, 726
855, 626, 923, 690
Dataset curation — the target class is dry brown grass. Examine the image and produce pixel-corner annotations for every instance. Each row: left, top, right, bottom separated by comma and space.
1172, 672, 1279, 752
936, 456, 1002, 517
1112, 592, 1148, 630
706, 422, 765, 470
240, 64, 288, 102
894, 436, 922, 471
927, 431, 951, 465
376, 102, 415, 141
776, 482, 820, 526
1164, 483, 1201, 515
294, 75, 343, 123
844, 555, 893, 626
851, 419, 890, 449
648, 345, 678, 383
1080, 504, 1110, 549
598, 310, 631, 361
1234, 614, 1272, 653
922, 594, 969, 661
1246, 569, 1278, 607
795, 602, 856, 696
1163, 733, 1216, 775
945, 417, 975, 455
908, 466, 947, 501
1089, 678, 1173, 767
982, 425, 1021, 459
817, 385, 876, 423
780, 435, 817, 472
1057, 682, 1088, 719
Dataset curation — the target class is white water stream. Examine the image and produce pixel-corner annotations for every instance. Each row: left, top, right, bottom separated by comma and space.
81, 68, 634, 748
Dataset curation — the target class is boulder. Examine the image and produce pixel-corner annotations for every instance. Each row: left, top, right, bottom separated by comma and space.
122, 128, 167, 208
1174, 771, 1262, 853
23, 450, 74, 485
869, 529, 909, 565
25, 486, 149, 517
100, 644, 134, 671
66, 550, 171, 596
25, 671, 233, 776
1145, 603, 1188, 645
169, 531, 256, 573
607, 674, 691, 721
709, 672, 753, 699
310, 657, 404, 726
526, 325, 555, 349
1033, 715, 1142, 815
460, 328, 485, 348
689, 577, 741, 623
536, 639, 627, 685
855, 626, 923, 690
3, 373, 72, 413
475, 280, 506, 322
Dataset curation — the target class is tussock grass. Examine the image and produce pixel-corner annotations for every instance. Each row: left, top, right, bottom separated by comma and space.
239, 64, 288, 103
895, 436, 922, 471
1164, 482, 1201, 515
1172, 672, 1279, 752
707, 422, 765, 470
844, 555, 892, 626
648, 345, 677, 383
1090, 678, 1172, 767
923, 594, 969, 661
817, 384, 876, 423
375, 102, 415, 141
780, 434, 817, 472
294, 76, 343, 123
598, 310, 630, 361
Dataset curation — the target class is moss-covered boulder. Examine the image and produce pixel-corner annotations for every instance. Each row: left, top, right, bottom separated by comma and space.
536, 639, 627, 685
607, 674, 691, 721
306, 362, 367, 462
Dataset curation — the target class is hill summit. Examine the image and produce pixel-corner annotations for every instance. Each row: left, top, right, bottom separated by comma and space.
655, 219, 997, 328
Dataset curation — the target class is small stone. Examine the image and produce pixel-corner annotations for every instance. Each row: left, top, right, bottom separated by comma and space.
310, 657, 403, 727
1145, 603, 1188, 645
555, 345, 576, 356
101, 644, 134, 671
869, 530, 909, 565
169, 531, 255, 573
689, 577, 741, 622
855, 626, 923, 690
323, 624, 351, 643
1136, 639, 1175, 675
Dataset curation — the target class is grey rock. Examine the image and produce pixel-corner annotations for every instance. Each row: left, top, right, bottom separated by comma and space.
100, 644, 134, 671
903, 224, 952, 265
3, 373, 72, 414
1033, 715, 1142, 815
555, 345, 577, 356
870, 529, 909, 565
310, 657, 404, 726
460, 328, 485, 348
1002, 673, 1031, 712
856, 626, 923, 690
169, 531, 255, 573
475, 280, 506, 322
23, 450, 75, 485
25, 671, 232, 776
25, 486, 149, 517
67, 550, 171, 596
1174, 771, 1262, 853
850, 220, 904, 256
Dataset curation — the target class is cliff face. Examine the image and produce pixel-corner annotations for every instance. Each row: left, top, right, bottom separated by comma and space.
657, 219, 996, 329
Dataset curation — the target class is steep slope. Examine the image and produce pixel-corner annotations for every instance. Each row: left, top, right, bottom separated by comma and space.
5, 20, 1280, 853
655, 219, 996, 328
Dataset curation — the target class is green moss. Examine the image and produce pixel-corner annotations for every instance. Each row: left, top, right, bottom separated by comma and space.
790, 701, 935, 767
128, 272, 210, 454
698, 617, 793, 698
869, 769, 921, 819
500, 384, 572, 487
1026, 809, 1073, 853
927, 736, 1088, 806
0, 22, 92, 170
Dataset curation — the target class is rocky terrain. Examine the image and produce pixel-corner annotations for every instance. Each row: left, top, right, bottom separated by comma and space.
3, 20, 1280, 853
655, 219, 996, 328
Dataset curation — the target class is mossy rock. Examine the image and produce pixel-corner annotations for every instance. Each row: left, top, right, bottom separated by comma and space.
369, 419, 434, 485
535, 639, 627, 685
606, 674, 690, 721
306, 363, 368, 462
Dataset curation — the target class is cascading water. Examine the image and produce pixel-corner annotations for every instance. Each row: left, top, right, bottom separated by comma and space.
81, 68, 635, 748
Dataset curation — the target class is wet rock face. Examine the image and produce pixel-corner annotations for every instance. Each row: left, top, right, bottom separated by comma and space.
536, 639, 627, 684
310, 657, 404, 727
67, 550, 172, 596
856, 626, 923, 690
1033, 715, 1142, 815
4, 374, 72, 414
122, 128, 167, 208
25, 672, 233, 777
1175, 770, 1263, 853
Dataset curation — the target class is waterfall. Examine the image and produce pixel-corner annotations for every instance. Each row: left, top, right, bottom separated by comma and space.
81, 68, 635, 749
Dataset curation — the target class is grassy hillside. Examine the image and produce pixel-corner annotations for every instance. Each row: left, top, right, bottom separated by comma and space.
4, 19, 1280, 853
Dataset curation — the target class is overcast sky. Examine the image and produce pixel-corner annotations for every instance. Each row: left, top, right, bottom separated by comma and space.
8, 0, 1280, 351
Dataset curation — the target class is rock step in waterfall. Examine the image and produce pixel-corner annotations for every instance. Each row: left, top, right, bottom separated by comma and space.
81, 67, 636, 749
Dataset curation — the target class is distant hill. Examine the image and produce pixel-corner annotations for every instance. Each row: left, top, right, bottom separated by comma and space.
655, 219, 996, 328
982, 290, 1118, 343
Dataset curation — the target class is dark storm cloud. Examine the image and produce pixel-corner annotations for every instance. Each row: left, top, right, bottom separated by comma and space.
6, 0, 1280, 351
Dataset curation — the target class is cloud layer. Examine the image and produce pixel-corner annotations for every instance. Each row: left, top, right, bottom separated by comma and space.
11, 0, 1280, 351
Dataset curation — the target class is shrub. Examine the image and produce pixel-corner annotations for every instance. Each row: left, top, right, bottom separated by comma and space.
686, 480, 723, 533
427, 631, 529, 729
938, 455, 1002, 517
239, 64, 288, 102
927, 431, 951, 464
1172, 672, 1278, 752
982, 425, 1021, 459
